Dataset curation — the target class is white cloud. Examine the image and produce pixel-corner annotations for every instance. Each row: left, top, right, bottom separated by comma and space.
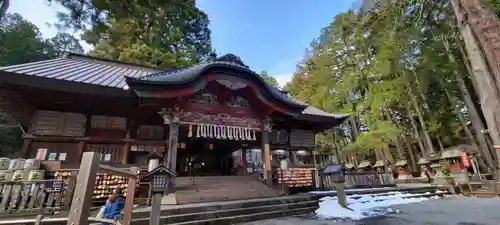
274, 73, 294, 88
265, 56, 301, 88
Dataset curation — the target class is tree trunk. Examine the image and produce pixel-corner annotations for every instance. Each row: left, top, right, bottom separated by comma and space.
402, 134, 419, 173
383, 110, 405, 159
408, 88, 436, 155
451, 0, 500, 170
459, 0, 500, 92
406, 102, 426, 158
0, 0, 9, 20
441, 34, 497, 174
409, 68, 445, 152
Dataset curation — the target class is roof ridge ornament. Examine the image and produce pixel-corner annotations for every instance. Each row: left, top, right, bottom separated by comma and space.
216, 54, 249, 68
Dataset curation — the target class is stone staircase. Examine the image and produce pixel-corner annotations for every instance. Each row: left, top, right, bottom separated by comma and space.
175, 175, 279, 204
128, 186, 448, 225
131, 195, 318, 225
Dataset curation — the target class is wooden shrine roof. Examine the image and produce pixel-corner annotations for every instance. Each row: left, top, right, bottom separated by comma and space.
0, 53, 159, 89
0, 53, 348, 123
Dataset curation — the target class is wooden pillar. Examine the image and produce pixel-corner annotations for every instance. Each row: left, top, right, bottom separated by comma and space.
241, 149, 248, 175
159, 106, 181, 182
122, 143, 130, 164
123, 117, 135, 164
167, 123, 179, 175
77, 141, 85, 162
123, 166, 138, 225
261, 117, 272, 186
19, 139, 32, 158
67, 152, 100, 225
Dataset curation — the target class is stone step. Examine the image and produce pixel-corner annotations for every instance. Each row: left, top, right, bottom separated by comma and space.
174, 176, 276, 204
168, 206, 317, 225
176, 193, 279, 205
131, 200, 317, 225
176, 194, 278, 205
132, 195, 315, 218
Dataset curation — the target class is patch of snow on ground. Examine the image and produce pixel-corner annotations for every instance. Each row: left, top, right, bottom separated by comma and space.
315, 191, 440, 220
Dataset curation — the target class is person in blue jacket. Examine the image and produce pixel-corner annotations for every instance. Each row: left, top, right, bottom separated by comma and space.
101, 188, 125, 222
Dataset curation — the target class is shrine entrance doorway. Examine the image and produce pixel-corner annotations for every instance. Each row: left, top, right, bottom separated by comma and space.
176, 139, 239, 177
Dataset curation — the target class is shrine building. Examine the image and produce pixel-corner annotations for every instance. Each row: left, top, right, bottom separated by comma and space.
0, 53, 347, 204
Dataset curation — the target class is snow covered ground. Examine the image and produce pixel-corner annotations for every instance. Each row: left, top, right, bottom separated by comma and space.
315, 190, 448, 220
240, 194, 500, 225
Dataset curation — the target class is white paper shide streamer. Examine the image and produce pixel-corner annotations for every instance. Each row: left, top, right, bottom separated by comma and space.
189, 123, 259, 141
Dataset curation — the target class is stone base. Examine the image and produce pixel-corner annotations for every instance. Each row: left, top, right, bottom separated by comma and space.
397, 174, 412, 180
162, 193, 178, 205
433, 176, 453, 186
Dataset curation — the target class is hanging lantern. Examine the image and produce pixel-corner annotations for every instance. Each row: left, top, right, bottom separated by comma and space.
196, 124, 201, 138
209, 143, 214, 150
252, 130, 256, 141
180, 142, 186, 149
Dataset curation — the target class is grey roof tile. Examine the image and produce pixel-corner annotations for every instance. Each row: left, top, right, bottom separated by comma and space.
0, 54, 159, 88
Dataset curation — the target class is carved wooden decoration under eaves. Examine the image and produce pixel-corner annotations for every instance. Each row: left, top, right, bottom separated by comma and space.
227, 96, 250, 109
289, 129, 315, 148
188, 92, 218, 105
179, 112, 261, 128
30, 110, 86, 136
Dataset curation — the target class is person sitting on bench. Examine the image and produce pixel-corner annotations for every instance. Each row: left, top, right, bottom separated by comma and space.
98, 188, 125, 222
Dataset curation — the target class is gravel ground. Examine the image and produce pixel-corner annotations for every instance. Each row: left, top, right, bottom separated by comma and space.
239, 196, 500, 225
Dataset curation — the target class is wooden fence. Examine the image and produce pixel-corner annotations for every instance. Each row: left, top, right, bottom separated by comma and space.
318, 172, 396, 190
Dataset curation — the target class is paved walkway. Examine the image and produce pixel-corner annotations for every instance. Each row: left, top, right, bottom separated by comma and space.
239, 196, 500, 225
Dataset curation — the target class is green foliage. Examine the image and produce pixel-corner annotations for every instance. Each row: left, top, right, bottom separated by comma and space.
259, 71, 280, 88
48, 33, 84, 56
439, 160, 451, 176
52, 0, 214, 69
485, 0, 500, 18
0, 13, 83, 65
285, 0, 475, 160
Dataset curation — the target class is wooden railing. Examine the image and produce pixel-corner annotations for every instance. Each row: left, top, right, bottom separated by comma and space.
0, 178, 76, 215
318, 172, 396, 190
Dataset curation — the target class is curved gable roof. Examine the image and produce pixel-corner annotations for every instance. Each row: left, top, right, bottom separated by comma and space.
125, 61, 308, 111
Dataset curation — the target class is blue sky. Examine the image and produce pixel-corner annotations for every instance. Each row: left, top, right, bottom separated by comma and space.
9, 0, 356, 87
